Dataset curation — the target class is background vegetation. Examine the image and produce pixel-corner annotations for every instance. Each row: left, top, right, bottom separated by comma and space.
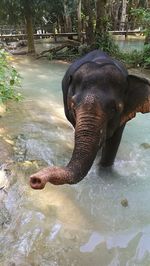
0, 0, 150, 104
0, 1, 149, 48
0, 50, 21, 104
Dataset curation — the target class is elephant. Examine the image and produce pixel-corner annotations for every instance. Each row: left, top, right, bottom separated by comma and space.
30, 50, 150, 189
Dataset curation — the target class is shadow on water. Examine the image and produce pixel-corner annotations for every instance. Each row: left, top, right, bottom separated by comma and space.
0, 55, 150, 266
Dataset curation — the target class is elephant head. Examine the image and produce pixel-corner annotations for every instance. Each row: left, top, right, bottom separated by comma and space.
30, 50, 150, 189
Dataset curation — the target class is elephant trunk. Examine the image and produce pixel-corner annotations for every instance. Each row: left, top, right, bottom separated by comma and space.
67, 107, 106, 181
30, 105, 106, 189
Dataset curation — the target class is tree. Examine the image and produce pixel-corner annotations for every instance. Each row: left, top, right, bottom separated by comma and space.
95, 0, 107, 34
0, 0, 22, 26
119, 0, 127, 30
82, 0, 95, 46
0, 0, 35, 53
63, 0, 72, 32
21, 0, 35, 53
77, 0, 82, 41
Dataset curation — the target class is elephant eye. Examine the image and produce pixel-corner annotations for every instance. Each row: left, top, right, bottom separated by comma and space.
110, 106, 117, 117
110, 102, 117, 114
109, 102, 124, 118
106, 100, 118, 118
111, 104, 117, 113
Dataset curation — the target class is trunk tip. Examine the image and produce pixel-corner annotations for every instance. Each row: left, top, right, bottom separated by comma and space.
30, 175, 46, 190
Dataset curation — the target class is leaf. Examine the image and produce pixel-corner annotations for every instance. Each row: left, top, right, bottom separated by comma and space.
10, 79, 15, 86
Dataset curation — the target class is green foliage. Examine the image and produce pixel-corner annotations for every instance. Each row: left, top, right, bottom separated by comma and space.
94, 15, 120, 56
78, 44, 92, 56
47, 53, 53, 60
0, 0, 23, 25
94, 32, 119, 56
130, 8, 146, 23
143, 44, 150, 67
0, 49, 22, 103
130, 8, 150, 25
115, 45, 150, 69
130, 8, 150, 36
117, 50, 144, 67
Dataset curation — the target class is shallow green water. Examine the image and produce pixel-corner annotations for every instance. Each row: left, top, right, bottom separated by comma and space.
114, 36, 145, 51
0, 56, 150, 266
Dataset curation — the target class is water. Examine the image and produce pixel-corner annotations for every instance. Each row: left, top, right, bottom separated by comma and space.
0, 55, 150, 266
114, 36, 145, 52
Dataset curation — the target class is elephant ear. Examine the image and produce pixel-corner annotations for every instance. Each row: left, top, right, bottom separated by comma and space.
120, 74, 150, 126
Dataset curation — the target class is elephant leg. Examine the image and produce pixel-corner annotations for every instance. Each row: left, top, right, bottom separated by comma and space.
100, 124, 126, 167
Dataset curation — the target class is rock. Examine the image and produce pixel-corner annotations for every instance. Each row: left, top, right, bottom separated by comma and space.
0, 165, 10, 191
0, 165, 11, 228
0, 140, 13, 163
140, 143, 150, 149
0, 206, 11, 228
0, 103, 6, 117
13, 134, 27, 162
15, 40, 27, 48
121, 198, 128, 207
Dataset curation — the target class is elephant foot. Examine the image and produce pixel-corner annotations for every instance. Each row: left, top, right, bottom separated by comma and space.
99, 160, 114, 168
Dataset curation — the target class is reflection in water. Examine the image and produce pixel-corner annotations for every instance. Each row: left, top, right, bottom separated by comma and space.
0, 55, 150, 265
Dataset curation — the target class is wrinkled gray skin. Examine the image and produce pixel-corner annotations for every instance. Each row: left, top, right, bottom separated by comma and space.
30, 50, 150, 189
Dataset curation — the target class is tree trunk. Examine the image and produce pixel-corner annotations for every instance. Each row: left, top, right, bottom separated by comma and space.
63, 1, 72, 32
110, 0, 122, 30
83, 0, 95, 46
95, 0, 107, 34
23, 0, 35, 54
119, 0, 127, 31
77, 0, 82, 42
146, 0, 150, 7
57, 16, 61, 33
